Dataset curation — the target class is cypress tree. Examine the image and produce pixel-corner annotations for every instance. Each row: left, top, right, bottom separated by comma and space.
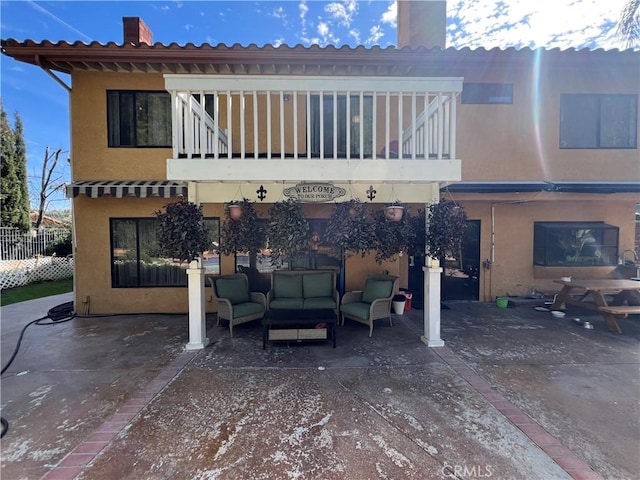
13, 113, 31, 231
0, 101, 30, 232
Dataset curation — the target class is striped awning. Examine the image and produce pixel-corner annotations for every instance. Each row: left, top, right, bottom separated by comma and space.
66, 181, 187, 199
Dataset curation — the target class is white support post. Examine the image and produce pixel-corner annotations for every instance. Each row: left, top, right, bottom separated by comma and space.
421, 263, 444, 347
185, 259, 209, 351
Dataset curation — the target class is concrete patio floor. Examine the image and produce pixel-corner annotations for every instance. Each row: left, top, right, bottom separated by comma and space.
1, 293, 638, 480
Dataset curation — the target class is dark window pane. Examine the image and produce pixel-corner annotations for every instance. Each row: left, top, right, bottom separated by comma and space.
560, 94, 637, 149
600, 95, 637, 148
533, 222, 619, 266
560, 94, 598, 148
462, 83, 513, 104
136, 93, 172, 147
111, 219, 138, 287
310, 94, 373, 157
107, 91, 171, 147
118, 92, 135, 146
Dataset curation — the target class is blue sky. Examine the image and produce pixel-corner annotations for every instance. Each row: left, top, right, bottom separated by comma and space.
0, 0, 631, 210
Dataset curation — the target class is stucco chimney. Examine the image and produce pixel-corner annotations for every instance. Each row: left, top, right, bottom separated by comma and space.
123, 17, 153, 46
397, 0, 446, 49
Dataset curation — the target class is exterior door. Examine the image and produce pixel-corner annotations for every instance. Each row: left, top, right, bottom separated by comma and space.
442, 220, 481, 301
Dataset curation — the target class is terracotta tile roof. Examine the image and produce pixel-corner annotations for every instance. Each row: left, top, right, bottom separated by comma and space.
1, 40, 637, 76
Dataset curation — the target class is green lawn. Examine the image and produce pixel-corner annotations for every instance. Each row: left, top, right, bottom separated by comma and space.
1, 278, 73, 307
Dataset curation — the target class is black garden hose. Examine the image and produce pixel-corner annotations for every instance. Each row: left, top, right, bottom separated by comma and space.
0, 301, 75, 438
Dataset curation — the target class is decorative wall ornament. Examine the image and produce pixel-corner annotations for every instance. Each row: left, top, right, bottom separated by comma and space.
283, 182, 346, 203
256, 185, 268, 201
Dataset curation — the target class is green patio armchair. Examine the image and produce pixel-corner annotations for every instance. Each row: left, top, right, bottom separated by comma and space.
340, 274, 399, 337
208, 273, 267, 337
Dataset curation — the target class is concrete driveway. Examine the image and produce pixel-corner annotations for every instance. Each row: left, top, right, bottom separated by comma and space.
1, 293, 638, 479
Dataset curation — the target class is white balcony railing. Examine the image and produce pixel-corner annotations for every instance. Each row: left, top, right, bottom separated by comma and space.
165, 75, 462, 162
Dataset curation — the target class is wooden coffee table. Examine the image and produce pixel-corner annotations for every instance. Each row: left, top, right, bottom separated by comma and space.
262, 309, 337, 349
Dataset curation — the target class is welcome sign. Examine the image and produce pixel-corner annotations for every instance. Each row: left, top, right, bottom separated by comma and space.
283, 183, 347, 203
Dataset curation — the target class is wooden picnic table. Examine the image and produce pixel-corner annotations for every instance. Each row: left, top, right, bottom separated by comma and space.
550, 279, 640, 333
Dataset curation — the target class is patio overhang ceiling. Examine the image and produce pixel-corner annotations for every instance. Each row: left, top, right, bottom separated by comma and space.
3, 40, 635, 76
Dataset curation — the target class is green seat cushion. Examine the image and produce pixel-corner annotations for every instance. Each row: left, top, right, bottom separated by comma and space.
232, 302, 265, 318
303, 272, 333, 298
269, 298, 304, 310
361, 279, 393, 304
303, 297, 337, 310
216, 278, 250, 305
273, 275, 303, 298
341, 302, 371, 320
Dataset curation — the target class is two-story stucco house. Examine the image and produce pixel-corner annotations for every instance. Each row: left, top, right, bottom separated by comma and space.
2, 1, 638, 349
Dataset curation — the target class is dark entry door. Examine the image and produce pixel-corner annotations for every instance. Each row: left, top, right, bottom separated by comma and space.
408, 220, 481, 304
442, 220, 481, 301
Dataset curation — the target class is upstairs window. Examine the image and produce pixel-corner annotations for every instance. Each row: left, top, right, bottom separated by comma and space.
310, 95, 373, 157
107, 91, 172, 147
560, 94, 637, 149
462, 83, 513, 104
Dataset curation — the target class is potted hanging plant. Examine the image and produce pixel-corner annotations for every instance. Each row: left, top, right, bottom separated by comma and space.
373, 202, 415, 263
228, 201, 244, 220
155, 198, 211, 266
324, 199, 376, 259
219, 198, 266, 259
425, 199, 468, 266
384, 203, 405, 222
267, 199, 310, 269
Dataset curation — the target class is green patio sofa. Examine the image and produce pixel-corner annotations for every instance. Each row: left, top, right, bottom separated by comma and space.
267, 269, 339, 315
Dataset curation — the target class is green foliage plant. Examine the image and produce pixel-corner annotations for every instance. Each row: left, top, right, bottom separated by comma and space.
324, 199, 376, 258
0, 101, 30, 232
267, 199, 310, 268
155, 199, 211, 264
372, 203, 416, 263
425, 199, 468, 261
219, 198, 266, 255
45, 231, 73, 257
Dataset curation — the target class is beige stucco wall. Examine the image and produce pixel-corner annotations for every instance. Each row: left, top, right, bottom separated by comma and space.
72, 195, 408, 314
455, 56, 640, 182
68, 51, 639, 314
71, 72, 170, 180
455, 193, 638, 301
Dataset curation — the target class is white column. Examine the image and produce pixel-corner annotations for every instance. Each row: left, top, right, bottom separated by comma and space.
421, 264, 444, 347
185, 260, 209, 350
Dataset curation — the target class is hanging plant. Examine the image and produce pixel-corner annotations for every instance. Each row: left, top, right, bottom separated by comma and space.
267, 199, 310, 268
219, 198, 266, 256
426, 199, 468, 262
324, 199, 376, 258
407, 208, 426, 256
373, 203, 415, 263
384, 204, 404, 222
155, 199, 211, 264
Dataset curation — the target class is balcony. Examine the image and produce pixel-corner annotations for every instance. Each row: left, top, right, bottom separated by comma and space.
165, 75, 463, 184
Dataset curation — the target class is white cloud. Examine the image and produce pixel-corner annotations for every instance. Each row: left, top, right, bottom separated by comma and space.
349, 28, 361, 44
273, 6, 285, 19
381, 1, 397, 28
316, 20, 340, 46
299, 1, 309, 38
325, 0, 358, 28
318, 21, 330, 38
273, 36, 285, 47
446, 0, 630, 50
365, 25, 384, 46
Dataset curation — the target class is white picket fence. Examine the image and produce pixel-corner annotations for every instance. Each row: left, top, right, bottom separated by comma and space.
0, 227, 73, 290
0, 256, 74, 290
